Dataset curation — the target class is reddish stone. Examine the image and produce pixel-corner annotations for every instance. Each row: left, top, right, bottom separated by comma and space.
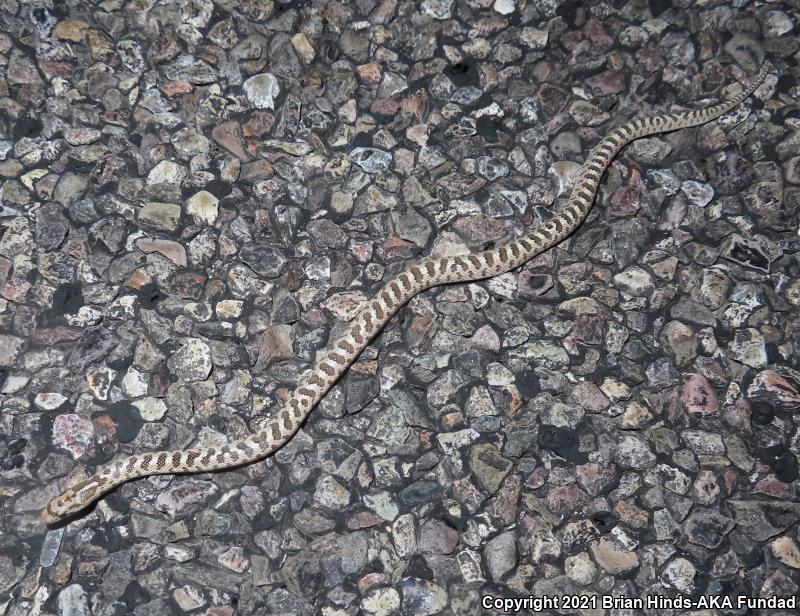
681, 373, 720, 417
537, 83, 569, 118
569, 314, 606, 345
286, 260, 302, 292
148, 34, 181, 64
383, 234, 416, 259
32, 327, 83, 344
212, 120, 249, 161
93, 415, 117, 441
63, 238, 89, 260
161, 80, 193, 97
720, 469, 737, 496
350, 242, 373, 263
370, 98, 400, 117
753, 476, 795, 499
419, 519, 459, 554
356, 572, 388, 594
583, 20, 614, 48
169, 272, 206, 300
2, 279, 30, 303
576, 462, 618, 496
586, 70, 626, 95
357, 62, 382, 85
747, 369, 800, 411
611, 183, 642, 217
126, 269, 153, 291
635, 47, 666, 74
518, 272, 554, 298
401, 90, 428, 118
545, 483, 590, 516
347, 511, 383, 530
525, 467, 547, 489
52, 414, 95, 459
571, 381, 611, 412
149, 372, 170, 397
473, 15, 508, 36
101, 111, 128, 126
242, 110, 276, 137
136, 238, 187, 267
39, 62, 73, 79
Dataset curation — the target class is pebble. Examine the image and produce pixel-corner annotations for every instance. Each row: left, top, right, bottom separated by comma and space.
419, 519, 459, 554
770, 536, 800, 569
548, 160, 582, 196
661, 557, 696, 594
401, 579, 448, 616
243, 73, 280, 109
747, 369, 800, 411
51, 414, 94, 458
57, 584, 90, 616
349, 147, 393, 173
614, 436, 656, 469
167, 338, 213, 381
681, 180, 714, 206
485, 531, 517, 581
139, 202, 182, 232
681, 373, 720, 416
362, 587, 401, 616
147, 161, 187, 185
727, 328, 768, 368
590, 536, 639, 574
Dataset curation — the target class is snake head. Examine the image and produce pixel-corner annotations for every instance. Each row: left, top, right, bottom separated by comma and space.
40, 479, 101, 525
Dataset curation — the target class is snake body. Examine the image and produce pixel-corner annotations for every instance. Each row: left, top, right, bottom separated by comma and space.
42, 65, 768, 524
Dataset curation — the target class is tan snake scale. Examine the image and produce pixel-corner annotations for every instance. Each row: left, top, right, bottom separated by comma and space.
42, 65, 769, 524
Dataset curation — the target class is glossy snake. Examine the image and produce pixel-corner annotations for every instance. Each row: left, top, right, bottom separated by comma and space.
42, 65, 769, 524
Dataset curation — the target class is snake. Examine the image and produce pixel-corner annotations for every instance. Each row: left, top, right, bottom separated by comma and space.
41, 64, 769, 524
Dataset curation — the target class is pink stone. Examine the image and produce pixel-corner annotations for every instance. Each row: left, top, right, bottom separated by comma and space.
586, 70, 626, 95
32, 327, 83, 344
576, 462, 618, 496
161, 80, 193, 97
52, 414, 95, 459
610, 183, 642, 217
357, 62, 382, 85
347, 511, 383, 530
571, 381, 611, 412
525, 468, 547, 490
636, 47, 666, 73
518, 272, 554, 298
137, 238, 188, 266
211, 120, 250, 162
472, 324, 501, 352
583, 20, 614, 48
747, 369, 800, 410
169, 272, 206, 299
370, 98, 400, 116
723, 468, 738, 493
681, 373, 720, 417
545, 483, 589, 516
753, 476, 795, 500
418, 519, 459, 554
2, 279, 30, 302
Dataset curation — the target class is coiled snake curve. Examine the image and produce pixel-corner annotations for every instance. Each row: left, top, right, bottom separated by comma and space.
42, 65, 769, 524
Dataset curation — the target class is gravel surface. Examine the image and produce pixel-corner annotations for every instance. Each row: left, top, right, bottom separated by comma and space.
1, 1, 799, 615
